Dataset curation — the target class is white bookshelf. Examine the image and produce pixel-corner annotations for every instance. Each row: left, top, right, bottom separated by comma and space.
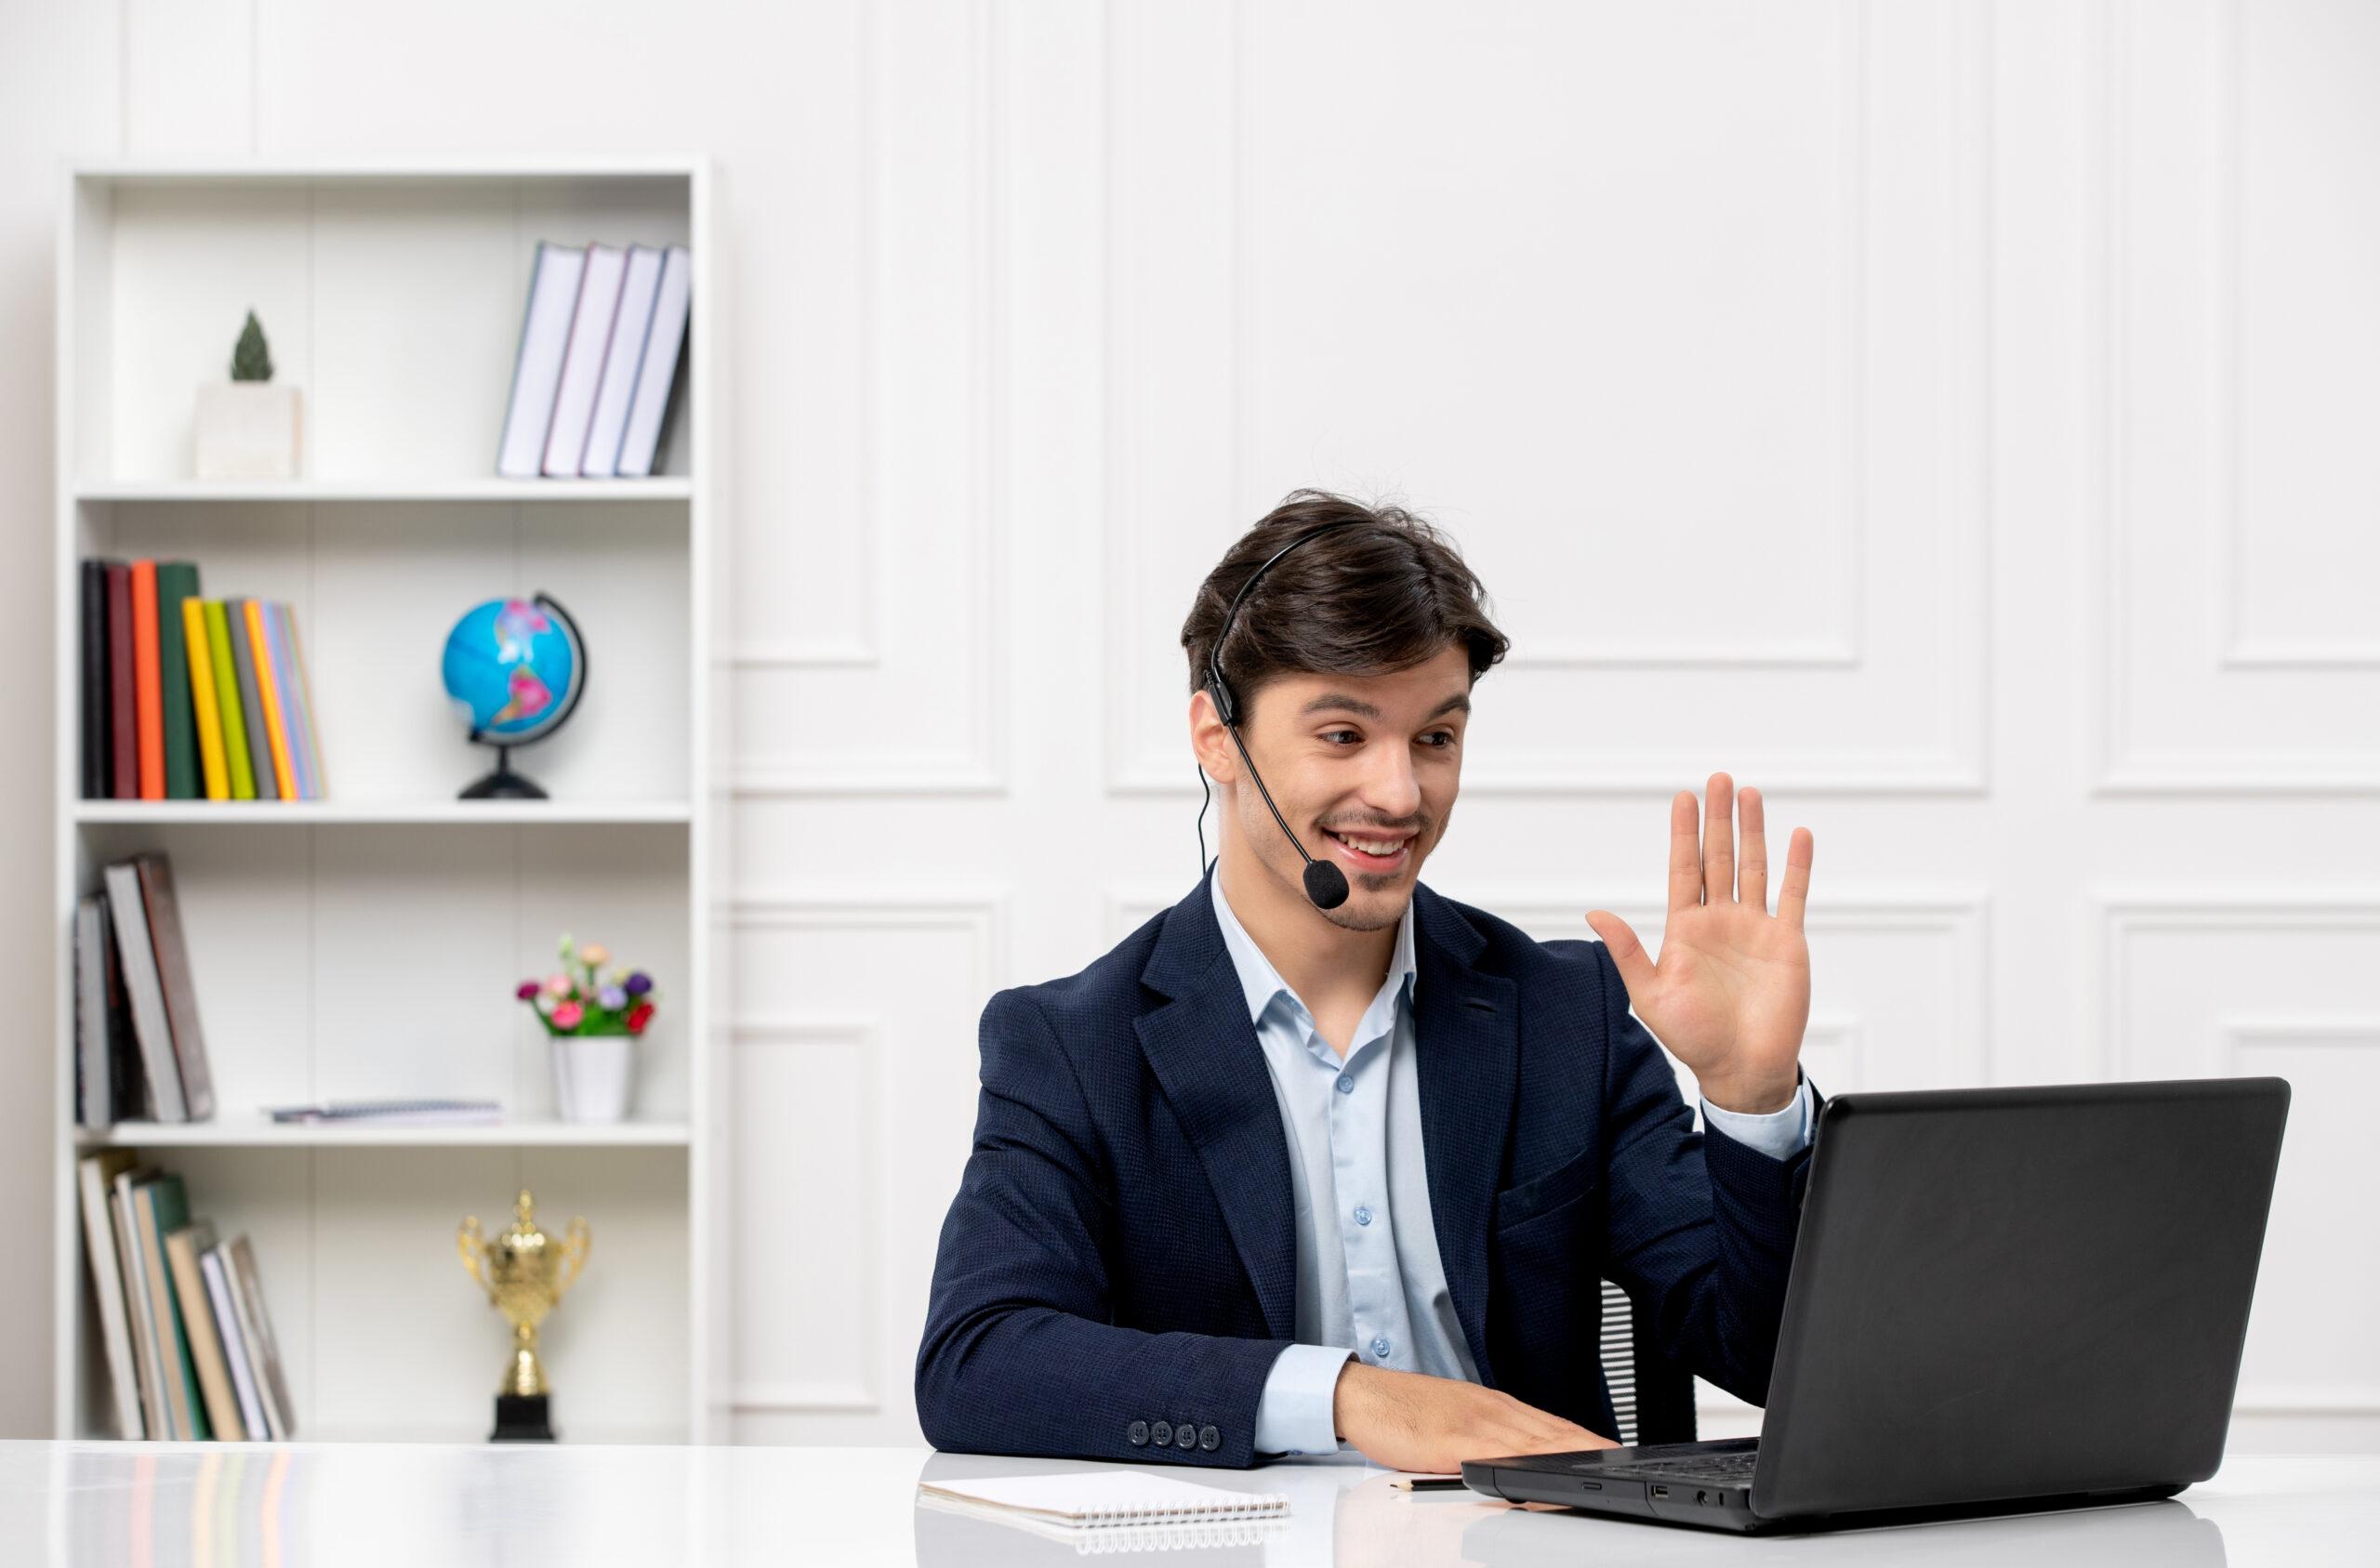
50, 157, 730, 1445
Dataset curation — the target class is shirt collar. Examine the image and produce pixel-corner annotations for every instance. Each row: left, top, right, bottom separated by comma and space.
1207, 859, 1418, 1029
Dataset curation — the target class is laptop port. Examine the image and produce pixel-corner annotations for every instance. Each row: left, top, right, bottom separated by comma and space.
1694, 1491, 1708, 1504
1649, 1486, 1668, 1499
1702, 1492, 1725, 1507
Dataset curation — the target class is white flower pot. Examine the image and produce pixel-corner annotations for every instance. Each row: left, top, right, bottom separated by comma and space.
549, 1034, 634, 1123
195, 382, 304, 479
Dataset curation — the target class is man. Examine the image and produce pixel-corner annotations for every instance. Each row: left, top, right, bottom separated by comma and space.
916, 489, 1819, 1473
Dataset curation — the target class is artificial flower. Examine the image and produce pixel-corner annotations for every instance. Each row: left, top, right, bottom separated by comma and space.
598, 985, 628, 1010
579, 942, 610, 968
551, 1001, 584, 1030
545, 973, 574, 997
515, 980, 541, 1000
627, 1002, 654, 1034
624, 972, 653, 997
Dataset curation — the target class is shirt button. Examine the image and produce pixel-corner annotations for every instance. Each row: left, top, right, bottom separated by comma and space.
1370, 1335, 1393, 1359
1128, 1419, 1149, 1446
1335, 1074, 1355, 1095
1353, 1206, 1372, 1226
1151, 1420, 1173, 1446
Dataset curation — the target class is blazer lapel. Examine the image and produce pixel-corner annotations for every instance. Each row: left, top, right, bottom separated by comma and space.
1133, 874, 1299, 1339
1409, 883, 1520, 1388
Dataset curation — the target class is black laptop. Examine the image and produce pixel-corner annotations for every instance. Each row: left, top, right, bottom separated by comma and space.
1461, 1076, 2291, 1535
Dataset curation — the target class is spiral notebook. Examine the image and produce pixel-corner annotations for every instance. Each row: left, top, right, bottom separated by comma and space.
915, 1472, 1289, 1536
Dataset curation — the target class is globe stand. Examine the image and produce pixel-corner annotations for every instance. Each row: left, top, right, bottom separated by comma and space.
446, 591, 587, 802
459, 744, 549, 800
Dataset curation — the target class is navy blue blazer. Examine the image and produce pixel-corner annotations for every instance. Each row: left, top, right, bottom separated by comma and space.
915, 872, 1817, 1469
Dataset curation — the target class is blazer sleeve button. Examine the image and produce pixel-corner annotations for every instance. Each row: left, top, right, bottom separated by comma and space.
1174, 1422, 1197, 1450
1198, 1425, 1220, 1451
1150, 1420, 1173, 1447
1128, 1419, 1149, 1446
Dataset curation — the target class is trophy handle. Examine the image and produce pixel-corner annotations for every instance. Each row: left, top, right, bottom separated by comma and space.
457, 1217, 498, 1304
550, 1216, 591, 1306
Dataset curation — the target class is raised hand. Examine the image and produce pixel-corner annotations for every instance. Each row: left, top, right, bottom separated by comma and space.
1584, 771, 1813, 1114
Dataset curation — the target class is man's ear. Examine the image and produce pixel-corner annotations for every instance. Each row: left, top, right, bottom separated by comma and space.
1189, 687, 1240, 784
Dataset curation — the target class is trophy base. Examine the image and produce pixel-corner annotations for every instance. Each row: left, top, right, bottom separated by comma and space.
490, 1392, 556, 1443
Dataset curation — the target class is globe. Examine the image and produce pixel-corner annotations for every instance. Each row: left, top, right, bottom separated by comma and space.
441, 593, 586, 798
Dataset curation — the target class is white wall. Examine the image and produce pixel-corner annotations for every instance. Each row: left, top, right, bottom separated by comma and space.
3, 0, 2374, 1453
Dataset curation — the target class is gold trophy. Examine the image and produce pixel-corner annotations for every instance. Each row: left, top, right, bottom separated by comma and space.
458, 1189, 589, 1442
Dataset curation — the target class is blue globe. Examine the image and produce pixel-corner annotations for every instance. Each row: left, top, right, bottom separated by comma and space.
442, 596, 583, 744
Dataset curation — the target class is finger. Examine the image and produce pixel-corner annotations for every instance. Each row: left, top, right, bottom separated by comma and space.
1666, 790, 1700, 916
1777, 826, 1815, 931
1585, 911, 1657, 1000
1739, 785, 1769, 915
1704, 771, 1735, 904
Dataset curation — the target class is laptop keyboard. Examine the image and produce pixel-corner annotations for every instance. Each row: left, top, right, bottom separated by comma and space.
1590, 1449, 1760, 1483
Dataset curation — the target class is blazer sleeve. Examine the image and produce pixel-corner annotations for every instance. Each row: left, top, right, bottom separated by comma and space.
914, 987, 1298, 1467
1588, 940, 1818, 1405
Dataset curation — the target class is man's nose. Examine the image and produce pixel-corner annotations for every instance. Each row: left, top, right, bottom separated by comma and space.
1359, 741, 1423, 822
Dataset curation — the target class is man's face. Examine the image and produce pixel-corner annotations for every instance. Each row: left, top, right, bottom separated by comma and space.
1220, 643, 1473, 934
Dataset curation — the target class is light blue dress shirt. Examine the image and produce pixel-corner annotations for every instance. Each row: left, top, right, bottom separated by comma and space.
1206, 862, 1815, 1456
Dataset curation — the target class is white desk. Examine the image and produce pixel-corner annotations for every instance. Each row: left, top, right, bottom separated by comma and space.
2, 1440, 2373, 1565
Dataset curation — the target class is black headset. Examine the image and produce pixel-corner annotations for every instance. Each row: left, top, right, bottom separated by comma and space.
1197, 519, 1366, 910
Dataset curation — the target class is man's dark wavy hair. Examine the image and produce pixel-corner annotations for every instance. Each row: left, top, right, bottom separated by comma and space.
1181, 489, 1511, 723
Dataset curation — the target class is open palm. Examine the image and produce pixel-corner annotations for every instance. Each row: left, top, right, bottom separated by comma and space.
1584, 772, 1814, 1114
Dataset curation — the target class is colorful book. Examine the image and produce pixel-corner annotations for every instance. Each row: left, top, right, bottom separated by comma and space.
165, 1220, 246, 1440
154, 560, 203, 799
76, 1150, 145, 1439
272, 602, 328, 798
80, 559, 112, 797
243, 600, 298, 802
181, 598, 230, 801
131, 1175, 212, 1440
225, 598, 277, 802
107, 563, 137, 798
131, 560, 164, 799
203, 601, 256, 799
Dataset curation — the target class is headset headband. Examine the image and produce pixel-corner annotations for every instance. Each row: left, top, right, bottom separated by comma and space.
1203, 519, 1367, 728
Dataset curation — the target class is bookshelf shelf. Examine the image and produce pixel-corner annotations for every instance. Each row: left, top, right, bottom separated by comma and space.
76, 1120, 694, 1150
76, 479, 694, 503
74, 801, 693, 826
52, 158, 728, 1447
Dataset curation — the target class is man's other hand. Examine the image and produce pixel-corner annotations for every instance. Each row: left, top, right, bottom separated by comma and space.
1331, 1361, 1618, 1474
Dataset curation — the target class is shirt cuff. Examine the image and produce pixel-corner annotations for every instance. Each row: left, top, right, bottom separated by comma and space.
1700, 1074, 1815, 1163
1253, 1343, 1355, 1456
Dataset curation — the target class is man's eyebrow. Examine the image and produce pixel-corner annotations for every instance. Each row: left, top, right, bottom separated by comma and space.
1298, 692, 1472, 722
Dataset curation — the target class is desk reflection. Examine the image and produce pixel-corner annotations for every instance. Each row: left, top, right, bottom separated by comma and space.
912, 1451, 2227, 1568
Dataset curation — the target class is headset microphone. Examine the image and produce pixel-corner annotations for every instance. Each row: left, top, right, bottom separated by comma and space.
1199, 520, 1365, 911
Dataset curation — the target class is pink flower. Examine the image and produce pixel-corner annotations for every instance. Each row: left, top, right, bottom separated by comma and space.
545, 973, 574, 997
551, 1001, 584, 1030
515, 980, 541, 1000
